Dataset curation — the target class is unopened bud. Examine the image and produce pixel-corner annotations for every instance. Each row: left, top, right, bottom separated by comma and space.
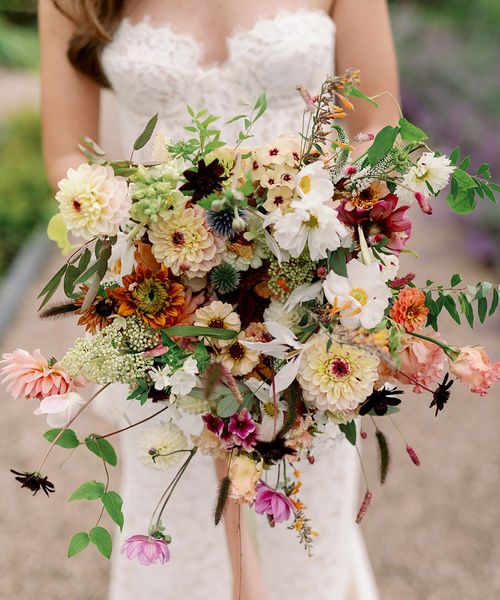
210, 199, 224, 212
232, 216, 246, 233
360, 430, 368, 440
356, 489, 373, 524
406, 446, 421, 466
415, 191, 432, 215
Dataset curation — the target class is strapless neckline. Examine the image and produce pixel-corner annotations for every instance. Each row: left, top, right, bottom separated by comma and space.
116, 8, 335, 72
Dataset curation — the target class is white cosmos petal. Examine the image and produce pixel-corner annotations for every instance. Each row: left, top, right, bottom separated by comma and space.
273, 356, 302, 394
264, 321, 300, 347
241, 340, 289, 359
283, 280, 324, 312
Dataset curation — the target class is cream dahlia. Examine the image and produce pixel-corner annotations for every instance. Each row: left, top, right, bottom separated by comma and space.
56, 163, 131, 240
137, 421, 188, 470
297, 332, 379, 418
149, 206, 225, 278
1, 349, 84, 400
194, 301, 241, 347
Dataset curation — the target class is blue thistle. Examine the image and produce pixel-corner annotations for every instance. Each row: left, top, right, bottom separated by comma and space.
206, 208, 248, 237
211, 263, 240, 294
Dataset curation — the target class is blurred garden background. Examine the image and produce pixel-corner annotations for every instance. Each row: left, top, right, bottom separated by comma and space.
0, 2, 499, 599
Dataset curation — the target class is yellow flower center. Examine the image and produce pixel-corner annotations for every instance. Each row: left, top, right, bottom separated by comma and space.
303, 213, 319, 229
299, 175, 311, 194
349, 287, 368, 306
133, 279, 171, 314
263, 401, 276, 417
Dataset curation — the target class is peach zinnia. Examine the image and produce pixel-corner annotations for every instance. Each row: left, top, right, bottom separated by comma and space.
111, 263, 185, 329
390, 287, 429, 332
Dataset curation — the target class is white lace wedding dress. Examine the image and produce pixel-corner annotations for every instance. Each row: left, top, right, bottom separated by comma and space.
97, 8, 379, 600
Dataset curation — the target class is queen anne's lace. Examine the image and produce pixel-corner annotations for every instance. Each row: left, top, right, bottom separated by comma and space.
99, 10, 379, 600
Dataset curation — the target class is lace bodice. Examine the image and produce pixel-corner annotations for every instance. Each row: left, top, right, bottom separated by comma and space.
101, 9, 335, 153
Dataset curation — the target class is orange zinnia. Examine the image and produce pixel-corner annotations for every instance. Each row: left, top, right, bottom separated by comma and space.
390, 287, 429, 332
111, 263, 185, 329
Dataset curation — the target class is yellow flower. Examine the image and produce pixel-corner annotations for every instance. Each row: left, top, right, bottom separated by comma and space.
194, 301, 241, 348
220, 332, 261, 376
228, 454, 263, 503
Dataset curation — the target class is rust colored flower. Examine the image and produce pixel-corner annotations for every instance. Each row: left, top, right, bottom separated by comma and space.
111, 263, 185, 329
75, 285, 117, 334
390, 287, 429, 332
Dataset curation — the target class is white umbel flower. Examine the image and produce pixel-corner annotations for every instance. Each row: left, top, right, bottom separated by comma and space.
137, 421, 188, 470
396, 153, 454, 204
323, 258, 391, 329
56, 163, 131, 240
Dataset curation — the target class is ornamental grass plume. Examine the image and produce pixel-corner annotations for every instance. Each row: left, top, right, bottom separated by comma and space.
0, 349, 84, 400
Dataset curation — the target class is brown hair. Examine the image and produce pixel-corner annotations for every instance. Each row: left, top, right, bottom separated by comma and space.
52, 0, 125, 87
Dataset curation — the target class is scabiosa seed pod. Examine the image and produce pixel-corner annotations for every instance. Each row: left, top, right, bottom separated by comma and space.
406, 446, 421, 466
355, 489, 373, 524
210, 263, 241, 294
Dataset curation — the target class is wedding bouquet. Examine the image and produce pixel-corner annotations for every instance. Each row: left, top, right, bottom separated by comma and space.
2, 70, 499, 564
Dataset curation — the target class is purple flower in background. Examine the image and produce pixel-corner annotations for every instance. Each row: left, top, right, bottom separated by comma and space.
254, 480, 295, 524
202, 413, 224, 437
228, 408, 256, 441
121, 534, 170, 566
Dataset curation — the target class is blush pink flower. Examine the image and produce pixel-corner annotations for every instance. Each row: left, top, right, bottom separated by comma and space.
121, 534, 170, 566
254, 481, 295, 524
0, 349, 84, 400
448, 346, 500, 396
394, 334, 445, 393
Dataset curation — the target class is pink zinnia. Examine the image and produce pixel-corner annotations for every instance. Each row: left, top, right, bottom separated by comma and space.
254, 481, 295, 524
0, 349, 83, 400
121, 534, 170, 566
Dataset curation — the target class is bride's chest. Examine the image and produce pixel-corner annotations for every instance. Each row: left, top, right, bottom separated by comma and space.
101, 10, 335, 116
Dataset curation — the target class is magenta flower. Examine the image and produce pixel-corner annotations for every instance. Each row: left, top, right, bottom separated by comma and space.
121, 534, 170, 566
254, 481, 295, 524
202, 413, 224, 437
228, 408, 256, 441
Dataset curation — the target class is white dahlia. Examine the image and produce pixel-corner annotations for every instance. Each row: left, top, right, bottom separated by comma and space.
396, 153, 454, 204
137, 421, 188, 470
149, 205, 225, 278
56, 163, 130, 240
297, 332, 379, 418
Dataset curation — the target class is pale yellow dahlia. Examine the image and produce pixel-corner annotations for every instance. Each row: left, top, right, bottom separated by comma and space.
297, 332, 379, 416
56, 163, 131, 240
194, 301, 241, 347
137, 421, 187, 471
220, 332, 261, 376
149, 205, 225, 279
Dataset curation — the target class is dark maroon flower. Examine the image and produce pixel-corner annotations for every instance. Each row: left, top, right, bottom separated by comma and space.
337, 193, 412, 252
388, 272, 416, 289
202, 412, 224, 437
228, 408, 256, 440
11, 469, 55, 496
179, 158, 228, 201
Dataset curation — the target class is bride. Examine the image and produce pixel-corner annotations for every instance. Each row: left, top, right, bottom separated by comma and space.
39, 1, 399, 598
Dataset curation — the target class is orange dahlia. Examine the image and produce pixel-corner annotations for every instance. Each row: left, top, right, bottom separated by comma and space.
390, 287, 429, 332
111, 264, 185, 329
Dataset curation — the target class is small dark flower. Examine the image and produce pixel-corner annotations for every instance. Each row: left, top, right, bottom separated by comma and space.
359, 387, 404, 416
254, 437, 296, 464
179, 159, 228, 201
11, 469, 55, 496
429, 373, 454, 417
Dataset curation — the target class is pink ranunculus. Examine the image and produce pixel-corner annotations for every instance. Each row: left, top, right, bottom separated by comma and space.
394, 334, 446, 393
0, 349, 84, 400
121, 534, 170, 566
254, 481, 295, 524
449, 346, 500, 396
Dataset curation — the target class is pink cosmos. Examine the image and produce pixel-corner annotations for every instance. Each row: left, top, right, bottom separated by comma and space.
121, 534, 170, 566
0, 348, 84, 400
228, 408, 256, 441
448, 346, 500, 396
254, 481, 295, 524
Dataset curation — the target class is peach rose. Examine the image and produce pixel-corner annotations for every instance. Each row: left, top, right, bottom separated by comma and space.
228, 454, 263, 503
449, 346, 500, 396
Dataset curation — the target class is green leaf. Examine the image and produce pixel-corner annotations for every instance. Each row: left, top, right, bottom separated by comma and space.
459, 292, 474, 327
69, 480, 105, 501
85, 436, 118, 466
328, 248, 348, 277
478, 297, 488, 323
216, 395, 240, 418
339, 420, 357, 445
253, 92, 267, 120
449, 146, 460, 165
43, 428, 80, 449
443, 294, 461, 324
47, 214, 78, 255
89, 526, 112, 559
366, 126, 399, 165
344, 84, 379, 107
37, 263, 67, 309
475, 281, 492, 299
489, 183, 500, 193
102, 491, 124, 531
447, 186, 475, 214
68, 532, 90, 557
482, 183, 496, 204
399, 117, 428, 142
163, 325, 238, 340
476, 162, 491, 178
133, 113, 159, 150
489, 287, 499, 316
452, 168, 477, 190
450, 273, 462, 287
459, 156, 471, 171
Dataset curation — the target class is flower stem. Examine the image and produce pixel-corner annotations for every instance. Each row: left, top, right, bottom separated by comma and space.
95, 404, 170, 440
407, 331, 459, 360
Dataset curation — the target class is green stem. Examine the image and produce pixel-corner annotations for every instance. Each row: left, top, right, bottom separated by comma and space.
408, 331, 459, 359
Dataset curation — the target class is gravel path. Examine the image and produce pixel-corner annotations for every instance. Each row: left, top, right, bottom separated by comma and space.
0, 70, 498, 600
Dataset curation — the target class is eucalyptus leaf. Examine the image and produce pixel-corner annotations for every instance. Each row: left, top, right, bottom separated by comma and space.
217, 395, 240, 418
133, 113, 159, 150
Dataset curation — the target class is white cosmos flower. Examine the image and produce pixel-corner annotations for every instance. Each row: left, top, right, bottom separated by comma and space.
243, 380, 285, 443
266, 196, 349, 261
169, 357, 199, 396
323, 258, 391, 329
242, 322, 303, 394
295, 160, 334, 203
396, 153, 454, 204
149, 365, 172, 390
34, 391, 86, 428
